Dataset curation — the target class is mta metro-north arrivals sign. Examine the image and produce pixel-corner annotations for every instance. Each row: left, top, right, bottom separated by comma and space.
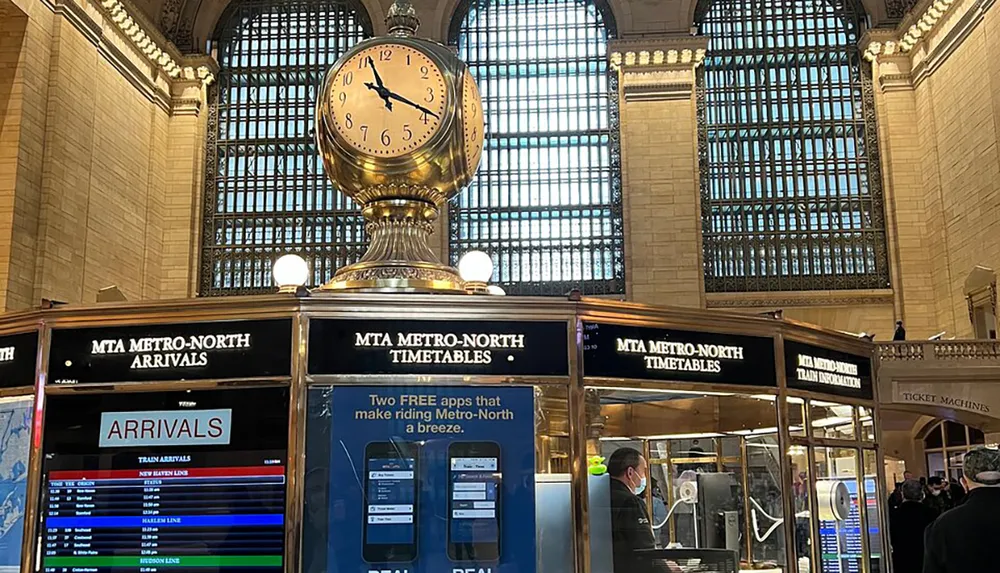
47, 319, 293, 384
0, 331, 38, 388
308, 319, 569, 376
784, 339, 873, 400
581, 322, 777, 386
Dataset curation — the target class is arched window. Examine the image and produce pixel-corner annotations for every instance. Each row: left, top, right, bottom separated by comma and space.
923, 420, 986, 480
696, 0, 889, 292
449, 0, 624, 296
201, 0, 372, 295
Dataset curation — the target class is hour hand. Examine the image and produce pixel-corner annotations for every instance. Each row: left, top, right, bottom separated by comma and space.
364, 81, 393, 111
384, 91, 440, 119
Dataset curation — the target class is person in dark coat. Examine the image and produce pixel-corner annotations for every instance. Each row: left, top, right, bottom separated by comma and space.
922, 476, 953, 517
893, 320, 906, 341
888, 480, 936, 573
923, 447, 1000, 573
607, 447, 679, 573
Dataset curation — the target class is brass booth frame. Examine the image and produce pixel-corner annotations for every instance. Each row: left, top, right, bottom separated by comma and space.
3, 293, 887, 573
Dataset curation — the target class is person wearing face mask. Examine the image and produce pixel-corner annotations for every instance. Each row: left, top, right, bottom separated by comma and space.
607, 447, 675, 573
922, 476, 953, 517
923, 447, 1000, 573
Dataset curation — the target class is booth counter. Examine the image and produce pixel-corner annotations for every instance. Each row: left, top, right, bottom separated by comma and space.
0, 294, 885, 573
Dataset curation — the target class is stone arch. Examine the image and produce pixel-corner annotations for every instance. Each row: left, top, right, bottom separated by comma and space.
162, 0, 383, 54
442, 0, 625, 44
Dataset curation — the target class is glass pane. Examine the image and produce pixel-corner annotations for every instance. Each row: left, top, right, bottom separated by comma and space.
788, 397, 806, 437
450, 0, 624, 295
926, 451, 945, 478
814, 447, 862, 573
858, 406, 875, 442
202, 1, 370, 295
788, 445, 811, 571
970, 427, 986, 445
588, 387, 780, 571
810, 400, 855, 440
862, 450, 884, 573
698, 0, 889, 292
945, 421, 967, 447
924, 423, 944, 449
303, 383, 564, 573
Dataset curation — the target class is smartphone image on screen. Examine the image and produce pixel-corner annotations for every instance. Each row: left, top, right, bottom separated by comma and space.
448, 441, 501, 562
363, 441, 419, 563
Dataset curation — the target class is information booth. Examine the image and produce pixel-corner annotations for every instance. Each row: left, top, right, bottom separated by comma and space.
0, 294, 886, 573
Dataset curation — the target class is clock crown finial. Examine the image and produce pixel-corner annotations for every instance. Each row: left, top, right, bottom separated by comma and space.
385, 0, 419, 37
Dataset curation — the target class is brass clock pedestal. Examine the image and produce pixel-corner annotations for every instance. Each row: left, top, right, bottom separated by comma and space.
313, 0, 484, 294
317, 192, 464, 292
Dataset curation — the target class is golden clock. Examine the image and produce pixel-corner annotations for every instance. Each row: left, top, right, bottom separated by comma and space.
314, 0, 485, 292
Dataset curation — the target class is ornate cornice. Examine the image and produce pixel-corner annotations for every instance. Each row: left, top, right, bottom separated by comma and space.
37, 0, 218, 115
861, 0, 969, 61
609, 36, 709, 71
705, 290, 895, 309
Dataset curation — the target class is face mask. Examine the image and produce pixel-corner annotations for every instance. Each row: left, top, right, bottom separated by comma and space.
931, 489, 941, 496
634, 475, 647, 496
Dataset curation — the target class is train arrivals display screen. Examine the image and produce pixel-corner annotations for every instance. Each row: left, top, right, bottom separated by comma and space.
38, 387, 289, 573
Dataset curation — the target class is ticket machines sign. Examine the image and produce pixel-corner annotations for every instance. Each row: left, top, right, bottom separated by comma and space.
48, 319, 293, 384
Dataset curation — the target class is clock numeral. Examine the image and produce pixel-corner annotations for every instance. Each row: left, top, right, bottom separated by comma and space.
406, 54, 411, 65
425, 87, 434, 103
403, 124, 413, 141
420, 112, 430, 125
379, 49, 392, 61
358, 57, 365, 69
380, 130, 391, 146
338, 92, 347, 106
360, 125, 369, 141
420, 66, 429, 80
345, 113, 353, 129
343, 72, 353, 86
472, 127, 477, 140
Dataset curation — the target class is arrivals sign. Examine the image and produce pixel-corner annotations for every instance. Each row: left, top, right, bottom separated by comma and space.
0, 331, 38, 388
98, 409, 233, 447
784, 340, 873, 400
307, 319, 569, 376
581, 322, 777, 386
48, 319, 293, 384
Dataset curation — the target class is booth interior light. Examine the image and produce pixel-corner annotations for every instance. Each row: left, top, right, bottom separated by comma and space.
595, 386, 735, 397
811, 416, 853, 428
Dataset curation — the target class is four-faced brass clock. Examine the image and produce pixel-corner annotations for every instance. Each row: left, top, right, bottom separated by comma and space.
314, 0, 485, 292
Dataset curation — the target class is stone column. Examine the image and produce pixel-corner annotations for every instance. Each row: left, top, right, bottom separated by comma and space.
612, 36, 708, 308
863, 30, 949, 338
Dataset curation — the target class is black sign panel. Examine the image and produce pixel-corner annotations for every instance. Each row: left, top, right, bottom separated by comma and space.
308, 319, 569, 376
582, 322, 777, 386
785, 340, 873, 400
48, 319, 293, 385
0, 331, 38, 389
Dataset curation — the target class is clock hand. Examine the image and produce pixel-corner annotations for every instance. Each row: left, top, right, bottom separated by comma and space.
384, 90, 441, 119
364, 81, 393, 111
366, 56, 385, 88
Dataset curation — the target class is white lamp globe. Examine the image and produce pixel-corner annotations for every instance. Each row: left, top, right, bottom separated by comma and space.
486, 285, 506, 296
458, 251, 493, 283
273, 254, 309, 291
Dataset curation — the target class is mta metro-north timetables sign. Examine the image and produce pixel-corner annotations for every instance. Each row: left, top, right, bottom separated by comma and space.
39, 387, 289, 573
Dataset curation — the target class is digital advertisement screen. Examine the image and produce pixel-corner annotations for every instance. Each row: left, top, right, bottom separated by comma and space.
449, 457, 500, 544
39, 388, 289, 573
366, 457, 416, 544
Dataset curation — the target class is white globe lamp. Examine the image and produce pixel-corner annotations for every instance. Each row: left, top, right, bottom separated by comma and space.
486, 285, 506, 296
458, 251, 493, 294
273, 254, 309, 293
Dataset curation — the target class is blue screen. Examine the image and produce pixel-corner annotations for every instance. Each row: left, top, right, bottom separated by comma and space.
366, 457, 415, 544
450, 457, 500, 544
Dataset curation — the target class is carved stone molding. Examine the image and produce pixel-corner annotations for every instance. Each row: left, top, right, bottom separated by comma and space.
609, 35, 709, 72
705, 290, 896, 309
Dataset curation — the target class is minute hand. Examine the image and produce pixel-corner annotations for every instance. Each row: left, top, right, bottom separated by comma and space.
385, 91, 440, 119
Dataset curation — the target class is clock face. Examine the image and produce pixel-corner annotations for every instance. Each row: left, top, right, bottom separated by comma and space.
327, 43, 448, 158
462, 69, 485, 177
